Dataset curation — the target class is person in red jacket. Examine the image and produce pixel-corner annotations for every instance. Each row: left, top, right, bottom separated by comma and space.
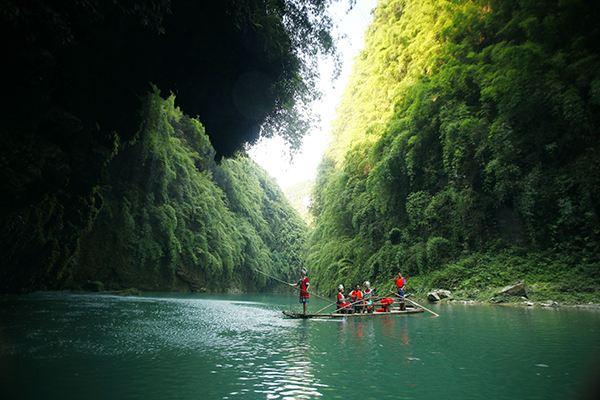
378, 297, 394, 312
349, 284, 364, 313
336, 284, 351, 314
296, 268, 310, 315
395, 272, 406, 311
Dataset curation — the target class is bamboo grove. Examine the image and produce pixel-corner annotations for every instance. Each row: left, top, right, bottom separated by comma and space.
307, 0, 600, 302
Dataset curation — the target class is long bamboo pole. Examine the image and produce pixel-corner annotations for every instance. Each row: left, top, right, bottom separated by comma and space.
390, 291, 439, 317
331, 297, 369, 314
314, 293, 387, 315
254, 268, 332, 303
314, 301, 336, 314
314, 294, 392, 315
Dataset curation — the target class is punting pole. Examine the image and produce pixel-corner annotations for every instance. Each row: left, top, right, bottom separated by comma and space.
331, 297, 370, 314
405, 297, 439, 317
254, 268, 332, 303
314, 301, 336, 314
387, 290, 440, 317
314, 294, 387, 315
254, 268, 296, 288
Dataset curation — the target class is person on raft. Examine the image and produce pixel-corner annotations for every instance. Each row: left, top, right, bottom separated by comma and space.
349, 284, 364, 313
336, 284, 351, 314
395, 272, 406, 311
378, 297, 394, 312
363, 281, 375, 313
296, 268, 310, 315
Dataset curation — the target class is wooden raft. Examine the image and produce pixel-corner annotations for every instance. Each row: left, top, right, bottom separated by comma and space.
282, 308, 424, 319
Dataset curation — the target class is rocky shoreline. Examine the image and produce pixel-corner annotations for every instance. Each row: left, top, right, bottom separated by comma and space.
420, 284, 600, 310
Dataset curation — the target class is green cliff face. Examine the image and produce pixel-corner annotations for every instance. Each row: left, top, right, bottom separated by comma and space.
308, 0, 600, 301
72, 93, 306, 292
1, 0, 330, 293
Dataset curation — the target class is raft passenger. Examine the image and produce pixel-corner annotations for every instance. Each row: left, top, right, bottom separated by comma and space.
349, 284, 364, 313
336, 284, 351, 314
363, 281, 375, 313
378, 297, 394, 312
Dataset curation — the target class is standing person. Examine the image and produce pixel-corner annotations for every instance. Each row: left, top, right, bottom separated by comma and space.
296, 268, 310, 315
395, 272, 406, 311
363, 281, 375, 313
349, 284, 364, 313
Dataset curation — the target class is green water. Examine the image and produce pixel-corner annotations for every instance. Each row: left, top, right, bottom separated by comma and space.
0, 293, 598, 399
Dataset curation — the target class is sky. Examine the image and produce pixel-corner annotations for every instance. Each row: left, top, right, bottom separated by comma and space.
248, 0, 377, 190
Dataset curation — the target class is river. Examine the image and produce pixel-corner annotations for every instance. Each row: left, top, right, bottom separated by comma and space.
0, 292, 598, 399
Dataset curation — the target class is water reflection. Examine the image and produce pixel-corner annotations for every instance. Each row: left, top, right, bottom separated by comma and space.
398, 318, 410, 346
380, 316, 394, 338
1, 293, 598, 400
221, 321, 327, 399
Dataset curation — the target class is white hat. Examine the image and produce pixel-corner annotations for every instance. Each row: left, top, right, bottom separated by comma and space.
301, 268, 307, 275
364, 281, 370, 288
338, 284, 344, 291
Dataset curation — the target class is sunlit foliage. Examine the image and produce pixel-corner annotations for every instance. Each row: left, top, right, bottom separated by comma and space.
308, 0, 600, 297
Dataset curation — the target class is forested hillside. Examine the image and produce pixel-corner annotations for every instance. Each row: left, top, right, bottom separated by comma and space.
308, 0, 600, 302
72, 93, 306, 292
0, 0, 330, 292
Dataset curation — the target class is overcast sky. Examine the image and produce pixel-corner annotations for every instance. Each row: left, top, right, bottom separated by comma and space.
248, 0, 377, 189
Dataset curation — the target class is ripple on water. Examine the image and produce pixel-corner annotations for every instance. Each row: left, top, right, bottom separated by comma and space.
1, 293, 598, 400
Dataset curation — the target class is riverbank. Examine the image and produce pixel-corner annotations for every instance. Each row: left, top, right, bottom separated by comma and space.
407, 294, 600, 310
56, 247, 600, 308
403, 249, 599, 307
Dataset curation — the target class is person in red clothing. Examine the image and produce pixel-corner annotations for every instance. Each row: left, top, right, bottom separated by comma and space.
336, 284, 351, 314
296, 268, 310, 315
395, 272, 406, 311
378, 297, 394, 312
349, 284, 364, 313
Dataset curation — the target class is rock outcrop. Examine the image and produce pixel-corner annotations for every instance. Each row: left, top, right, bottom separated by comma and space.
541, 301, 559, 308
496, 282, 528, 298
427, 289, 452, 302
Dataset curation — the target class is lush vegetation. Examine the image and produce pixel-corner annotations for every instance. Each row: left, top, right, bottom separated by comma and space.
3, 0, 599, 300
283, 180, 315, 224
308, 0, 600, 302
73, 93, 306, 292
1, 0, 330, 292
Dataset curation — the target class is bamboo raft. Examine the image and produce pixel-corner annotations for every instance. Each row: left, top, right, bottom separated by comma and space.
283, 307, 424, 319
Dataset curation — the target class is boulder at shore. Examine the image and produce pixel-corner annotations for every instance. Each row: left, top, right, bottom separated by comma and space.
496, 282, 528, 298
541, 301, 559, 308
427, 289, 452, 302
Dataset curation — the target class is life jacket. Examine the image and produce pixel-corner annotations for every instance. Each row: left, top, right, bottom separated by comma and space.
350, 290, 363, 300
380, 297, 394, 306
395, 277, 405, 289
337, 292, 345, 304
299, 277, 310, 298
364, 288, 373, 299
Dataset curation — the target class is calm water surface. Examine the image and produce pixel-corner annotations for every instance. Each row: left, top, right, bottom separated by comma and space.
0, 292, 598, 399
